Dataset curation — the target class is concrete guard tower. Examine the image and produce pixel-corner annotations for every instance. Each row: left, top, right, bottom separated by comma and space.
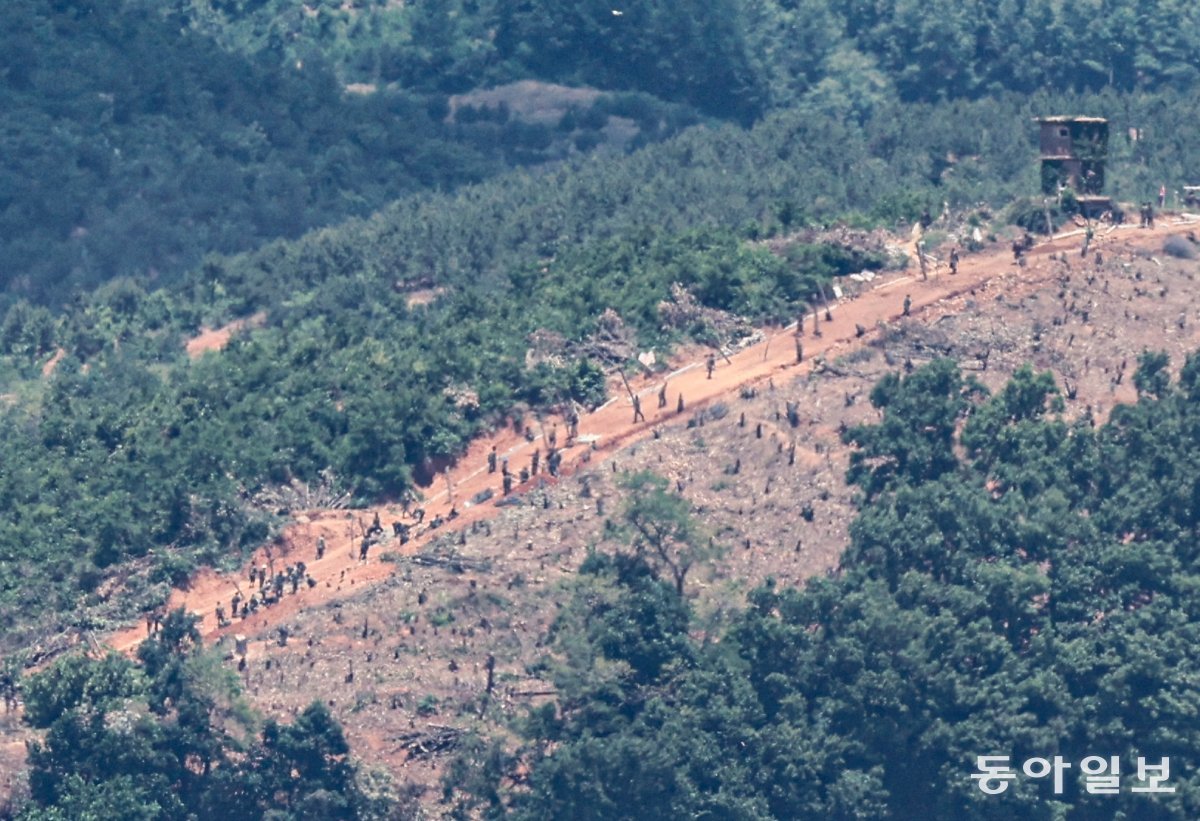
1036, 116, 1110, 217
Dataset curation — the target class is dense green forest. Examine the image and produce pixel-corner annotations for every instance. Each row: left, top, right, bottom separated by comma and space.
9, 608, 398, 819
0, 0, 694, 305
445, 358, 1200, 819
10, 0, 1200, 305
184, 0, 1200, 117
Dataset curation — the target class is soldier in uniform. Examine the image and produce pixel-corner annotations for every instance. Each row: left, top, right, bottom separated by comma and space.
706, 353, 716, 379
531, 449, 540, 475
487, 445, 497, 474
657, 381, 668, 408
949, 247, 960, 275
903, 294, 912, 317
503, 473, 514, 495
216, 603, 227, 627
633, 394, 645, 423
316, 536, 326, 560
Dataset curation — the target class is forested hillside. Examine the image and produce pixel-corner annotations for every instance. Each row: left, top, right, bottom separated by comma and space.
0, 0, 690, 305
187, 0, 1200, 116
6, 1, 1200, 816
4, 74, 1200, 650
446, 358, 1200, 819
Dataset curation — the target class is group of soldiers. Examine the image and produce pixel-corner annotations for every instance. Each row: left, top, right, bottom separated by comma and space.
486, 411, 580, 496
217, 559, 314, 626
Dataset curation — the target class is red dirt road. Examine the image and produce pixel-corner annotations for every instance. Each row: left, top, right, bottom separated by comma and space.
107, 218, 1199, 655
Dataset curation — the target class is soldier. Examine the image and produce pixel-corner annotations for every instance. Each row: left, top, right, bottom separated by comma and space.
547, 449, 562, 477
291, 570, 300, 595
531, 449, 540, 476
231, 591, 242, 616
706, 353, 716, 379
501, 456, 510, 477
398, 523, 410, 545
1012, 237, 1025, 262
273, 572, 285, 599
677, 394, 685, 413
503, 473, 514, 496
795, 337, 803, 363
796, 312, 804, 336
903, 294, 912, 317
1081, 223, 1094, 257
917, 240, 929, 281
216, 603, 227, 628
949, 246, 960, 275
548, 425, 558, 449
632, 394, 645, 423
657, 381, 668, 408
359, 537, 371, 562
448, 506, 459, 520
487, 445, 497, 474
519, 467, 530, 483
316, 536, 326, 560
248, 566, 257, 587
413, 507, 425, 523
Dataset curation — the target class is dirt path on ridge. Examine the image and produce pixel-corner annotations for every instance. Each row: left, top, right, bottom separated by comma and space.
105, 217, 1199, 655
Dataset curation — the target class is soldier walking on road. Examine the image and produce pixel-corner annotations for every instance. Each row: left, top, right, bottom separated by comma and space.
949, 247, 960, 275
487, 445, 497, 474
795, 337, 803, 363
903, 294, 912, 317
316, 536, 326, 560
503, 473, 514, 496
633, 394, 645, 422
658, 381, 668, 408
531, 449, 540, 476
706, 353, 716, 379
677, 394, 685, 413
